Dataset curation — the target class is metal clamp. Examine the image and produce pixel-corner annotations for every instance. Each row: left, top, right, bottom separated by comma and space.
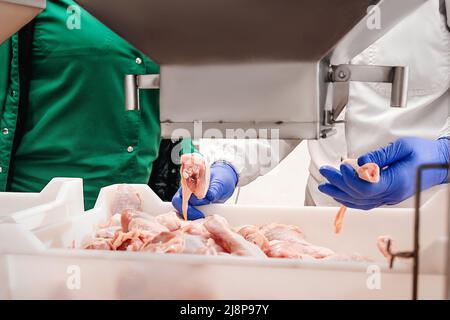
125, 74, 160, 111
385, 239, 414, 269
326, 64, 409, 124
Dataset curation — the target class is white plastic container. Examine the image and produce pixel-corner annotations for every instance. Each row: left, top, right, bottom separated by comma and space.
0, 178, 84, 230
0, 182, 448, 300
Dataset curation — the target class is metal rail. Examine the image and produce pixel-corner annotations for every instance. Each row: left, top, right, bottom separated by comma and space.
414, 163, 449, 300
385, 163, 449, 300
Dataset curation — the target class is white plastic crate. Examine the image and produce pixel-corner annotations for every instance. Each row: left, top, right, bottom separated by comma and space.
0, 178, 84, 230
0, 182, 448, 299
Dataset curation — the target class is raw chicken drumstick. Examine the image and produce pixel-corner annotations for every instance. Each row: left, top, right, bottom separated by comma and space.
259, 223, 335, 259
236, 225, 271, 253
180, 153, 210, 220
334, 159, 380, 234
342, 159, 380, 184
377, 235, 395, 260
204, 215, 266, 258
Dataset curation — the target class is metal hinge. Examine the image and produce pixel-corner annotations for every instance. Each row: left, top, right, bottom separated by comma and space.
124, 74, 160, 111
325, 64, 409, 125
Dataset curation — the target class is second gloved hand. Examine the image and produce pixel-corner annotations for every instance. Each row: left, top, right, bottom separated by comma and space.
318, 137, 449, 210
172, 161, 238, 220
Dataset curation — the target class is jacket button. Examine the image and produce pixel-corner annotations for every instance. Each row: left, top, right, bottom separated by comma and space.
0, 167, 3, 173
127, 146, 134, 153
2, 128, 8, 135
135, 57, 142, 65
11, 90, 16, 97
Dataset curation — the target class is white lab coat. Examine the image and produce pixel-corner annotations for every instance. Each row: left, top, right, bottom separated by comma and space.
197, 0, 449, 208
307, 0, 450, 207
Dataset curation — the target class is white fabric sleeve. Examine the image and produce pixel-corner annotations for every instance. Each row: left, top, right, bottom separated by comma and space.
439, 117, 450, 138
195, 139, 300, 186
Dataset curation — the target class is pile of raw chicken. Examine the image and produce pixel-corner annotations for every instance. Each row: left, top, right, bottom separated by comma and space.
84, 185, 369, 261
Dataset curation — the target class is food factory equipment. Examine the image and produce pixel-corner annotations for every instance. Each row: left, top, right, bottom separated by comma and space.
0, 0, 46, 43
1, 0, 448, 300
76, 0, 422, 139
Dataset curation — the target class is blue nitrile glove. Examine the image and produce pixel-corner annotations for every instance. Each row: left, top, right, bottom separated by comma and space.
172, 161, 239, 220
318, 137, 449, 210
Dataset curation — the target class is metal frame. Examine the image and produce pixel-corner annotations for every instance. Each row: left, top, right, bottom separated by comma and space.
126, 63, 409, 138
386, 163, 450, 300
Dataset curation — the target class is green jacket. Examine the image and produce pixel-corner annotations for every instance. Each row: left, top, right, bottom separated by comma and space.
0, 0, 193, 208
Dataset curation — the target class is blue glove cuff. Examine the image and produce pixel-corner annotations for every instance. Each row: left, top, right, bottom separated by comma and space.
211, 160, 239, 187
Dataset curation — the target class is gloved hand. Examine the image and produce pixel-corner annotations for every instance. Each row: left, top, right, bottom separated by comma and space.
172, 161, 238, 220
318, 137, 449, 210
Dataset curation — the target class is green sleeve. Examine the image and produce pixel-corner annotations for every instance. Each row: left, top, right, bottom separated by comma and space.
0, 38, 10, 115
179, 138, 199, 155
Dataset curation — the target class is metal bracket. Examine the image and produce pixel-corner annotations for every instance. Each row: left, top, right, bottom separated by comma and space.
124, 74, 160, 111
326, 64, 409, 124
386, 239, 414, 269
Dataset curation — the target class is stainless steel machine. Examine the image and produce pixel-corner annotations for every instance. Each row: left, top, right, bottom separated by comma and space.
75, 0, 421, 140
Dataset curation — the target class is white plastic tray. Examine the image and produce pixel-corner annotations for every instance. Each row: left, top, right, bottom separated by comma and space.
0, 182, 448, 299
0, 178, 84, 230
